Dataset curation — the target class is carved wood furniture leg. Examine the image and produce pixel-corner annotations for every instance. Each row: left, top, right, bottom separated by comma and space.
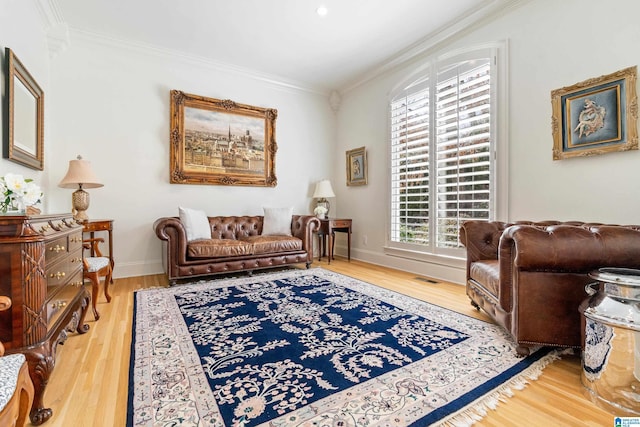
104, 266, 113, 303
76, 287, 91, 334
24, 287, 90, 425
86, 271, 101, 320
25, 342, 54, 425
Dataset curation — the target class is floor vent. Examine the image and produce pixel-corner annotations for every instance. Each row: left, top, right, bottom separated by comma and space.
414, 277, 439, 284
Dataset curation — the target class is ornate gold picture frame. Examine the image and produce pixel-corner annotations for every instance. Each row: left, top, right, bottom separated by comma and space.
169, 90, 277, 186
3, 48, 44, 170
551, 66, 638, 160
346, 146, 367, 186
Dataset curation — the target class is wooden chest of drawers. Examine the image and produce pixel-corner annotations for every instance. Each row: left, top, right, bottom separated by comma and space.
0, 213, 90, 425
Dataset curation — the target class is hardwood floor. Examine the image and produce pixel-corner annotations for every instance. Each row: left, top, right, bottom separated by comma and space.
39, 258, 615, 426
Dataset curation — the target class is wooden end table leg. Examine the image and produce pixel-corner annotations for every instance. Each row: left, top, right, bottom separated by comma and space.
328, 232, 335, 264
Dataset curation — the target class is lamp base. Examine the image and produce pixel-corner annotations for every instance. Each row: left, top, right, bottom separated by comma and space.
72, 188, 90, 221
316, 198, 330, 217
73, 209, 89, 221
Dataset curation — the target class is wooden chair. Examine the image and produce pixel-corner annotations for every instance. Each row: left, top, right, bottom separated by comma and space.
0, 296, 35, 427
83, 237, 113, 320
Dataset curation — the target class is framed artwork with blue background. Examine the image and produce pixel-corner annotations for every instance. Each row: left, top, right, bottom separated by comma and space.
551, 66, 638, 160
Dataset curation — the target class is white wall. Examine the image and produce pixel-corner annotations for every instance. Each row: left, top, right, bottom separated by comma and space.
0, 0, 50, 193
335, 0, 640, 284
7, 0, 640, 283
46, 34, 335, 278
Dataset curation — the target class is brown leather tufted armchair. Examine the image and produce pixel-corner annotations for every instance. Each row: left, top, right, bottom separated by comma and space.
459, 220, 640, 356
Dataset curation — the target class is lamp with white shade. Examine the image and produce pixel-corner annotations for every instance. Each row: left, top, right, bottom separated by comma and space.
58, 155, 103, 221
312, 179, 335, 218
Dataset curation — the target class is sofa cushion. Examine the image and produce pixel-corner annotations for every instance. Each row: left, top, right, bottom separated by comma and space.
469, 259, 500, 296
179, 207, 211, 242
262, 207, 293, 236
187, 239, 253, 258
242, 235, 302, 254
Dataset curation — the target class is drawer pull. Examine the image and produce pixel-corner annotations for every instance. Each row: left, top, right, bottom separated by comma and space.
49, 272, 66, 279
51, 301, 67, 309
72, 281, 83, 287
70, 237, 82, 243
70, 257, 82, 263
49, 245, 66, 253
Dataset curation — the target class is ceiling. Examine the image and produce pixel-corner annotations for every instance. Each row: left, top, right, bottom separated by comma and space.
54, 0, 511, 93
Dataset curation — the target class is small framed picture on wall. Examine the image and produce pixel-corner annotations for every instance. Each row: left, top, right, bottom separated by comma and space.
346, 146, 367, 186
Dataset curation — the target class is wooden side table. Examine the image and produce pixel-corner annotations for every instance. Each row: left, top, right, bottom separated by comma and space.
82, 219, 114, 283
317, 218, 352, 264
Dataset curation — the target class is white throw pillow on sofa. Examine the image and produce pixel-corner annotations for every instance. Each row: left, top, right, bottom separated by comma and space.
262, 207, 293, 236
179, 207, 211, 242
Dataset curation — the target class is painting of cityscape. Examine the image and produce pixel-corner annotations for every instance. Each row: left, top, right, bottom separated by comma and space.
170, 90, 277, 186
184, 108, 265, 174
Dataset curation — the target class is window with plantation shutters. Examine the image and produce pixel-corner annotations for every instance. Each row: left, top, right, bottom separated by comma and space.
389, 50, 497, 257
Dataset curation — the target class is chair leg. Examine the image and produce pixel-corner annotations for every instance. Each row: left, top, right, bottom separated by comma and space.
17, 363, 34, 427
104, 266, 113, 303
86, 272, 101, 320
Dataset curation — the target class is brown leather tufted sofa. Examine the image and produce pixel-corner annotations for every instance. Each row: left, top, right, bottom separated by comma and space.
154, 215, 320, 285
459, 220, 640, 356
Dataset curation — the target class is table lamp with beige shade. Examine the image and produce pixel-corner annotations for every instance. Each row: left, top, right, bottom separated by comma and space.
58, 155, 103, 221
313, 179, 335, 218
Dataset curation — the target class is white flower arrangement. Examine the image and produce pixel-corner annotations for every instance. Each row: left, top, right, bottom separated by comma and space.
313, 205, 328, 217
0, 173, 43, 213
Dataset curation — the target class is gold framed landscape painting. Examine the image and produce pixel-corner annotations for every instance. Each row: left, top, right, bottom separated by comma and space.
551, 66, 638, 160
169, 90, 278, 186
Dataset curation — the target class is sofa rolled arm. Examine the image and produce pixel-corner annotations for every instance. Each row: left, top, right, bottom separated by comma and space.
292, 215, 321, 262
153, 216, 189, 269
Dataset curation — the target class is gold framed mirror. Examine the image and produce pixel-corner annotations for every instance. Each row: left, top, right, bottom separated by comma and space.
4, 48, 44, 170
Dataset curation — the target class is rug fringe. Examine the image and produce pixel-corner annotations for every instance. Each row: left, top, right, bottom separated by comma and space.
435, 349, 570, 427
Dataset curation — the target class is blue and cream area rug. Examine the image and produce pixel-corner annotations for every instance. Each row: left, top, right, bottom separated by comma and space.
127, 268, 559, 426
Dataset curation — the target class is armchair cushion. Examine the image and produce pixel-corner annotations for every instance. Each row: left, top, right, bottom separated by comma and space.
85, 256, 110, 273
469, 259, 500, 296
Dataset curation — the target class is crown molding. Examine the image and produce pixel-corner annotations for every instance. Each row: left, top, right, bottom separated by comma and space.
33, 0, 64, 29
33, 0, 69, 59
340, 0, 530, 94
68, 28, 330, 97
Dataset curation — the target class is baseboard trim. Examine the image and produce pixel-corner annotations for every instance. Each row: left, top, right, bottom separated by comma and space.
332, 244, 465, 285
113, 260, 164, 279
